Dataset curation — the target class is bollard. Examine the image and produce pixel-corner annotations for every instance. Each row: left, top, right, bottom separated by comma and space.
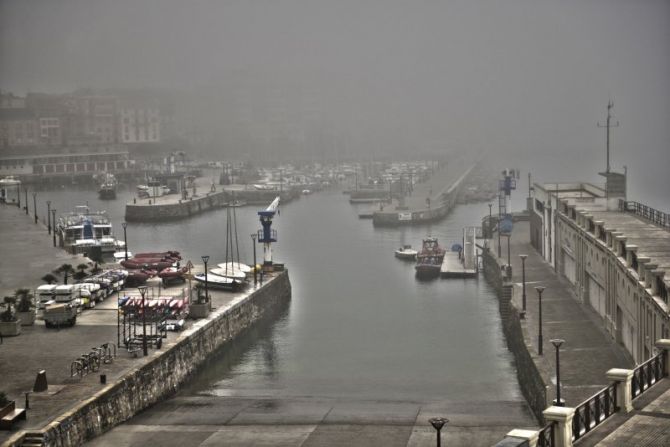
25, 392, 30, 410
33, 370, 48, 392
100, 374, 107, 385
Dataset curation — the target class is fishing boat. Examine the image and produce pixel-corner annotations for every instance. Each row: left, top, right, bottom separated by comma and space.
193, 272, 241, 291
415, 255, 442, 278
417, 237, 446, 261
56, 206, 121, 254
96, 173, 118, 199
394, 245, 418, 260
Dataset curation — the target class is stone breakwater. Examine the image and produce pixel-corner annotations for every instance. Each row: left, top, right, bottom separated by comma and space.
125, 189, 301, 222
5, 272, 291, 447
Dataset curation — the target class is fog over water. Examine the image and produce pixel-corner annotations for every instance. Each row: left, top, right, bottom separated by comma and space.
1, 0, 669, 207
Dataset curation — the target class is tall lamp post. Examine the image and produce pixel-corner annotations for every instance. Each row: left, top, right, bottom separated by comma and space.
32, 192, 37, 224
251, 233, 258, 286
138, 285, 148, 356
535, 286, 546, 355
122, 222, 128, 260
201, 255, 209, 306
24, 187, 28, 214
52, 209, 57, 247
551, 339, 565, 406
47, 200, 51, 234
506, 234, 511, 268
519, 254, 527, 312
429, 417, 448, 447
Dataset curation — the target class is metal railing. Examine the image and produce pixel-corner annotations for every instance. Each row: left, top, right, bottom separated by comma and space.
631, 351, 666, 400
537, 422, 555, 447
619, 200, 669, 229
572, 383, 617, 442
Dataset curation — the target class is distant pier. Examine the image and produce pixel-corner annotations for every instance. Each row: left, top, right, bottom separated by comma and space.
372, 163, 476, 226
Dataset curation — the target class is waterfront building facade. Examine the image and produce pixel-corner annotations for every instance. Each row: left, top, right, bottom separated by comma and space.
529, 179, 670, 364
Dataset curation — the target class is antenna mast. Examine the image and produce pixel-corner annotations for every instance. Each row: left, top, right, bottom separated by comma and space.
597, 100, 619, 174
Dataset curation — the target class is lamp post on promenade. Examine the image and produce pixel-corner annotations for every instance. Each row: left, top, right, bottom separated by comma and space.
52, 209, 57, 247
535, 286, 546, 355
251, 233, 258, 286
16, 184, 20, 209
551, 339, 565, 406
429, 417, 448, 447
138, 285, 148, 356
519, 254, 527, 312
122, 222, 128, 260
506, 233, 511, 268
24, 188, 28, 214
47, 201, 51, 234
32, 192, 37, 224
201, 255, 209, 306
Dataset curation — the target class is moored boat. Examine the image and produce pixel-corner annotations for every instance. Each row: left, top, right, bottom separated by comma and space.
96, 173, 118, 199
417, 237, 446, 261
395, 245, 418, 260
415, 255, 442, 278
216, 262, 252, 273
56, 206, 121, 254
193, 272, 242, 291
209, 267, 247, 281
158, 266, 188, 285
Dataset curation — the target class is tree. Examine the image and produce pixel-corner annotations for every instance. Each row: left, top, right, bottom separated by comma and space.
1, 297, 17, 322
14, 288, 34, 313
53, 264, 75, 285
41, 273, 58, 285
73, 263, 89, 281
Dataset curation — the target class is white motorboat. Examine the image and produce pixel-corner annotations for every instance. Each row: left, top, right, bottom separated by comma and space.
395, 245, 418, 260
217, 262, 252, 273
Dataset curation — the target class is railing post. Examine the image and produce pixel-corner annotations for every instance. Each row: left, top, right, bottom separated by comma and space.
543, 406, 575, 447
606, 368, 634, 413
505, 429, 539, 447
655, 339, 670, 376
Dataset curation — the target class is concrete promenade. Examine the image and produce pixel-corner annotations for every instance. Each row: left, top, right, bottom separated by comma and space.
493, 221, 632, 406
0, 203, 287, 446
492, 220, 670, 446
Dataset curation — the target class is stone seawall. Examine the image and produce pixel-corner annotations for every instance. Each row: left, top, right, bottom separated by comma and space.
482, 248, 547, 424
8, 272, 291, 447
125, 189, 301, 222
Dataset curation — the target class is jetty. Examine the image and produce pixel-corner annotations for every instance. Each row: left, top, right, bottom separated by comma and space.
372, 160, 476, 226
440, 226, 478, 278
124, 177, 299, 222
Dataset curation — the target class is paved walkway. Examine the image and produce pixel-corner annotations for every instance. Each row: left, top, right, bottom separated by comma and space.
492, 221, 633, 406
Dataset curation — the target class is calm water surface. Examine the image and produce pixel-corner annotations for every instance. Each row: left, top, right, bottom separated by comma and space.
35, 185, 521, 403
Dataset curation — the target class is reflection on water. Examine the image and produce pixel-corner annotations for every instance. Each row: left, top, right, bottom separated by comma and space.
36, 186, 522, 403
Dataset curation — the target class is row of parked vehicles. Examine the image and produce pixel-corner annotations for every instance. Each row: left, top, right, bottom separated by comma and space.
36, 270, 129, 328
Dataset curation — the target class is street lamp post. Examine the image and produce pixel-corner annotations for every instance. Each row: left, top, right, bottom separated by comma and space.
122, 222, 128, 260
251, 233, 258, 286
32, 192, 37, 224
52, 209, 57, 247
551, 339, 565, 406
24, 187, 28, 215
138, 285, 148, 356
201, 255, 209, 306
429, 417, 448, 447
16, 184, 20, 209
519, 255, 527, 312
535, 286, 546, 355
47, 201, 51, 234
506, 234, 511, 267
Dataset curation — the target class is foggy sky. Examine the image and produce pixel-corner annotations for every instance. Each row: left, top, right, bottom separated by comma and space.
1, 0, 669, 207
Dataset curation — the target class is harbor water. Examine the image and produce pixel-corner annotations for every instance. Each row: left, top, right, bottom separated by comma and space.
35, 185, 522, 403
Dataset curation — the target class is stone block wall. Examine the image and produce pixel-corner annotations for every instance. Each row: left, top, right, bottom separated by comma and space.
483, 249, 547, 424
11, 272, 291, 447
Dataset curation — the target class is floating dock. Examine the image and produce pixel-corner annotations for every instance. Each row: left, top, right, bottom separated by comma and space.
440, 226, 478, 278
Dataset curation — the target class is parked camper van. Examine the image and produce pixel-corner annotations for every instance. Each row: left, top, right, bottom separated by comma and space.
36, 284, 58, 319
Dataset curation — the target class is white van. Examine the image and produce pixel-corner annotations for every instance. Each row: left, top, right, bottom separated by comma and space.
72, 284, 95, 309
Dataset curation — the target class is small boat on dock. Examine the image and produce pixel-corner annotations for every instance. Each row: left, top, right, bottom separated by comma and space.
395, 245, 418, 260
209, 267, 247, 281
217, 262, 252, 273
193, 272, 242, 291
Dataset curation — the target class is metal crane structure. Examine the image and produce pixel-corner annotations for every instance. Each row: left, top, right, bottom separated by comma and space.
257, 196, 280, 267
